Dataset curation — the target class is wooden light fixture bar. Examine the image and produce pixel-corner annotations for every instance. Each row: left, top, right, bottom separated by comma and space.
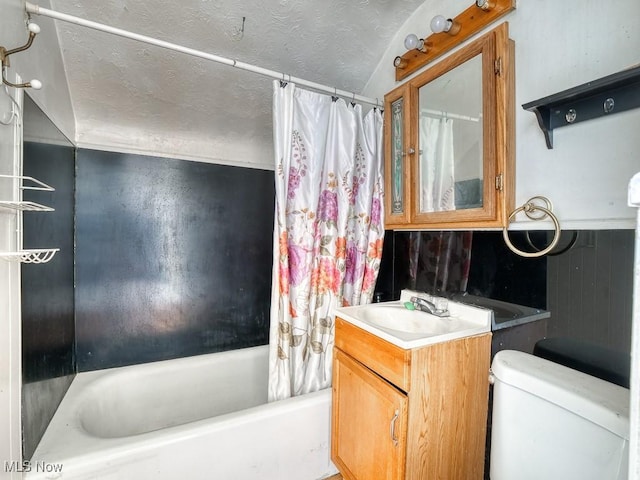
394, 0, 515, 81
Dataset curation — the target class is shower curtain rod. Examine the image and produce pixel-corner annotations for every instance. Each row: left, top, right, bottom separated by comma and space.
25, 2, 382, 108
421, 108, 479, 122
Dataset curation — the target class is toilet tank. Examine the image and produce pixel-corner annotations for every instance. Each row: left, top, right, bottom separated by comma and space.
490, 350, 629, 480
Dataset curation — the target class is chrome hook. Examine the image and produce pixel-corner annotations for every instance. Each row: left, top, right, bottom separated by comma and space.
1, 22, 43, 89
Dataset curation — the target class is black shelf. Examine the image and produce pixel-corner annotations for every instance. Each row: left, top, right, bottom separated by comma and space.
523, 65, 640, 149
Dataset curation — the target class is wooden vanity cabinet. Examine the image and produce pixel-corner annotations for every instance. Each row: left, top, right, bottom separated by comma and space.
331, 317, 491, 480
383, 23, 514, 230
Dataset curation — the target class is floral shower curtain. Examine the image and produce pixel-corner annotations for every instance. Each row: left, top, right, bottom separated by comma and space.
268, 81, 384, 401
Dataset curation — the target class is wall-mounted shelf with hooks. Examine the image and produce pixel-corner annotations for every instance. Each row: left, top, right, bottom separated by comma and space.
0, 174, 58, 264
523, 65, 640, 149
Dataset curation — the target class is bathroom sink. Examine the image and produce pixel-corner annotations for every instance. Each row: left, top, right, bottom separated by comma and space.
334, 292, 491, 349
356, 304, 451, 335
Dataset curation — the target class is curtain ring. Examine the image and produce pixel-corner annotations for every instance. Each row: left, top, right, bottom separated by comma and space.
502, 201, 561, 258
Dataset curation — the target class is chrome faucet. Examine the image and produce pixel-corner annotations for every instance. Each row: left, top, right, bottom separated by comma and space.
410, 296, 450, 317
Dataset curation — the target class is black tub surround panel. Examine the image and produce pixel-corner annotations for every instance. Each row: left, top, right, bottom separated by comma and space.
75, 150, 275, 371
21, 141, 75, 460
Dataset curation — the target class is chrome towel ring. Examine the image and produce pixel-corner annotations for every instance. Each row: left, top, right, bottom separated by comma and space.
502, 196, 561, 258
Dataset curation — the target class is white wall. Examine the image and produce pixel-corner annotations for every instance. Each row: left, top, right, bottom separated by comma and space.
0, 1, 74, 476
7, 0, 76, 140
364, 0, 640, 230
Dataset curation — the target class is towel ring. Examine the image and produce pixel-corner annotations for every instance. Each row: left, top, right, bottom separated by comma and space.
502, 197, 561, 258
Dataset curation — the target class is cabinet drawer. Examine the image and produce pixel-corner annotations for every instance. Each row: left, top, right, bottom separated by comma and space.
335, 316, 411, 391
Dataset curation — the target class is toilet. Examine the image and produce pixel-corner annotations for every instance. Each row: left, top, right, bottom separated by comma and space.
489, 350, 630, 480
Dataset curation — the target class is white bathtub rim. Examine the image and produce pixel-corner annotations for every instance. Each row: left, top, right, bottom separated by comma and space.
33, 389, 332, 478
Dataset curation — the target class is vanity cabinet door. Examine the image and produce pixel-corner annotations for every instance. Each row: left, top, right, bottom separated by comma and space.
332, 348, 408, 480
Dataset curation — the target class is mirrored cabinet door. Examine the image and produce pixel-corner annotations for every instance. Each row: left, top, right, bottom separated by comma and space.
417, 54, 483, 215
383, 23, 514, 230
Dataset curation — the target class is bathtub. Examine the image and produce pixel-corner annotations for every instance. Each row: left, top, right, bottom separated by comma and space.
27, 345, 338, 480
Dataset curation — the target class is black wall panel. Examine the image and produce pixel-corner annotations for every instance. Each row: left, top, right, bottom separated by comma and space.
547, 229, 634, 353
21, 141, 75, 459
466, 231, 547, 309
375, 230, 547, 308
75, 150, 274, 371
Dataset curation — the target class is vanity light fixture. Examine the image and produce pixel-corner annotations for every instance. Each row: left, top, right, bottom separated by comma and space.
393, 0, 515, 81
1, 22, 43, 89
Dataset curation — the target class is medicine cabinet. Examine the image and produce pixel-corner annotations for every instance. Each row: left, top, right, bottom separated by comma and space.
383, 23, 514, 230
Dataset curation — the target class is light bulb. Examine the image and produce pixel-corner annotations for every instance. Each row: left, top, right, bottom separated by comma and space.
29, 79, 42, 89
404, 33, 420, 50
475, 0, 493, 10
27, 22, 41, 34
430, 15, 449, 33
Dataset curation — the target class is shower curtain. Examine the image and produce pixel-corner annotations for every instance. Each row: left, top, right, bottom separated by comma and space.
268, 81, 384, 401
420, 116, 455, 212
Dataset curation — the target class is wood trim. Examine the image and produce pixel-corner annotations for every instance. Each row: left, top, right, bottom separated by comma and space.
395, 0, 515, 81
496, 26, 516, 226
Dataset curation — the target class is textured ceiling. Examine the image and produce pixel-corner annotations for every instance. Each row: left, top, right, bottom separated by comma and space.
48, 0, 426, 167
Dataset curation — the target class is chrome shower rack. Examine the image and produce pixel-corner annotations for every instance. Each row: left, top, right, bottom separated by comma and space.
0, 174, 59, 264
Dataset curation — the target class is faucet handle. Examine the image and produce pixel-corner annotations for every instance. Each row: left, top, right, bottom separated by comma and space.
409, 296, 450, 317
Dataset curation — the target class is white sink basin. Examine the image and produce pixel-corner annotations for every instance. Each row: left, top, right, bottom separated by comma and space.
335, 297, 491, 349
357, 304, 450, 335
